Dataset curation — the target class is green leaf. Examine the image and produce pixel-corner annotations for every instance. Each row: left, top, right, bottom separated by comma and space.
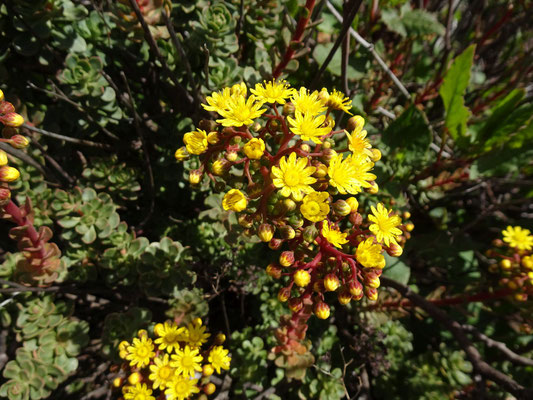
81, 225, 97, 244
382, 105, 431, 155
381, 4, 444, 37
439, 44, 475, 146
383, 254, 410, 285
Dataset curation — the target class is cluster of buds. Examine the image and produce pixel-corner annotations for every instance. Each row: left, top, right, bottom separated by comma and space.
487, 226, 533, 301
0, 89, 29, 205
177, 80, 411, 321
114, 318, 230, 400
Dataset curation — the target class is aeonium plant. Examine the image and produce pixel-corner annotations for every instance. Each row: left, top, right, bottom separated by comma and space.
175, 80, 412, 368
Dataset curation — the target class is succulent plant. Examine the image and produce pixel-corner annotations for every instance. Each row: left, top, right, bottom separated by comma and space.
52, 187, 121, 247
114, 0, 171, 40
58, 54, 108, 98
81, 156, 141, 202
165, 288, 208, 324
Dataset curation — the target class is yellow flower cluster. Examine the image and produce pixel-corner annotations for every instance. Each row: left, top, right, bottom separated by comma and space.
116, 318, 230, 400
487, 226, 533, 302
176, 80, 411, 320
0, 89, 29, 205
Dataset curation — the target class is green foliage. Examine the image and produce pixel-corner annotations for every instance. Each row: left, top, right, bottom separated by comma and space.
381, 3, 445, 37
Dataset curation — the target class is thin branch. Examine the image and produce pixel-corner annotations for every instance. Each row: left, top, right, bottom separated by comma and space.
28, 136, 75, 185
325, 0, 411, 99
0, 142, 51, 179
381, 276, 533, 399
22, 124, 112, 150
341, 0, 352, 95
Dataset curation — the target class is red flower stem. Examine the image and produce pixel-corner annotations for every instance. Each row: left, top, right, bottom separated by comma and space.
4, 200, 47, 262
272, 0, 316, 79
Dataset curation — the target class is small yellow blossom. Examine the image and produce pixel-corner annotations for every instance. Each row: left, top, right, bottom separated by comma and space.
271, 152, 316, 201
327, 154, 375, 194
345, 128, 373, 159
202, 87, 232, 114
174, 146, 189, 161
320, 88, 352, 114
170, 345, 203, 378
183, 129, 208, 155
502, 226, 533, 251
250, 80, 294, 104
154, 321, 186, 353
208, 346, 231, 374
321, 221, 348, 248
165, 376, 200, 400
355, 238, 385, 269
149, 354, 174, 390
231, 82, 248, 97
287, 111, 331, 144
186, 318, 210, 348
222, 189, 248, 212
125, 335, 155, 369
290, 87, 327, 115
300, 192, 330, 222
243, 138, 266, 159
123, 383, 155, 400
216, 95, 266, 127
369, 203, 402, 246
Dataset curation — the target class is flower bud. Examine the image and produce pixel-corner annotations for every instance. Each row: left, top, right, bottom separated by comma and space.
0, 101, 15, 115
174, 146, 189, 161
280, 225, 296, 240
367, 181, 379, 194
0, 150, 7, 166
313, 279, 324, 293
313, 162, 328, 178
282, 102, 295, 115
279, 251, 294, 267
258, 223, 275, 242
370, 148, 382, 162
128, 372, 142, 385
386, 243, 403, 257
365, 272, 380, 288
278, 287, 291, 302
243, 138, 265, 159
293, 269, 311, 287
314, 302, 330, 319
203, 383, 216, 395
9, 135, 29, 149
288, 214, 304, 229
215, 333, 226, 345
365, 287, 378, 301
238, 214, 253, 228
282, 198, 297, 212
403, 211, 411, 219
338, 289, 352, 305
207, 131, 219, 145
349, 212, 363, 226
189, 170, 202, 185
203, 364, 214, 376
0, 90, 3, 102
303, 225, 318, 243
0, 166, 19, 182
333, 199, 351, 217
348, 280, 363, 298
405, 222, 414, 232
323, 273, 340, 292
0, 113, 24, 127
268, 238, 283, 250
499, 259, 512, 270
0, 188, 11, 206
266, 263, 282, 279
514, 293, 527, 302
321, 148, 337, 163
522, 256, 533, 270
225, 150, 238, 162
300, 143, 311, 153
347, 115, 365, 133
112, 377, 123, 388
211, 159, 229, 176
346, 197, 358, 213
289, 297, 303, 313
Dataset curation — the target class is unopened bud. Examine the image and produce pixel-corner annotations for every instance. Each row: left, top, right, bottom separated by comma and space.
323, 273, 340, 292
349, 212, 363, 226
282, 198, 297, 212
9, 135, 29, 149
338, 289, 352, 305
288, 297, 303, 313
207, 131, 219, 145
225, 150, 238, 162
347, 115, 365, 133
174, 146, 189, 161
268, 238, 283, 250
514, 293, 527, 302
293, 269, 311, 287
314, 302, 330, 319
367, 181, 379, 194
321, 148, 337, 163
313, 162, 328, 178
0, 90, 3, 102
0, 101, 15, 115
258, 223, 275, 242
348, 280, 363, 298
300, 143, 311, 153
203, 364, 214, 376
0, 150, 7, 166
112, 377, 123, 388
405, 222, 414, 232
499, 259, 512, 270
280, 225, 296, 240
215, 333, 226, 345
370, 148, 382, 162
333, 200, 351, 216
283, 102, 295, 115
522, 256, 533, 270
203, 383, 216, 395
0, 113, 24, 127
346, 197, 358, 213
387, 243, 403, 257
211, 159, 229, 176
313, 279, 324, 292
189, 170, 202, 185
278, 287, 291, 302
238, 214, 253, 228
266, 263, 282, 279
0, 188, 11, 205
288, 214, 304, 229
0, 166, 19, 182
303, 225, 319, 243
365, 272, 380, 289
365, 287, 378, 301
128, 372, 142, 385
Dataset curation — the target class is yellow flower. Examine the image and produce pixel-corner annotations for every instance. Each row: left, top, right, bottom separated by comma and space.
154, 321, 186, 353
222, 189, 248, 212
320, 88, 352, 114
242, 138, 265, 159
250, 80, 294, 104
174, 146, 189, 161
170, 345, 203, 378
369, 203, 402, 246
208, 346, 231, 374
300, 192, 330, 222
231, 82, 248, 97
125, 335, 155, 369
321, 221, 348, 248
123, 383, 155, 400
202, 87, 231, 114
345, 128, 372, 159
165, 376, 200, 400
149, 354, 175, 390
183, 129, 208, 155
271, 152, 316, 201
355, 238, 385, 269
287, 111, 331, 144
186, 318, 210, 348
290, 87, 327, 115
216, 95, 266, 127
502, 226, 533, 251
327, 154, 376, 195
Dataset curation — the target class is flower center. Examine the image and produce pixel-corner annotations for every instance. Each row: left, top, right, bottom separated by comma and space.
136, 346, 149, 358
306, 201, 320, 215
159, 366, 172, 380
284, 170, 300, 186
181, 355, 194, 368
